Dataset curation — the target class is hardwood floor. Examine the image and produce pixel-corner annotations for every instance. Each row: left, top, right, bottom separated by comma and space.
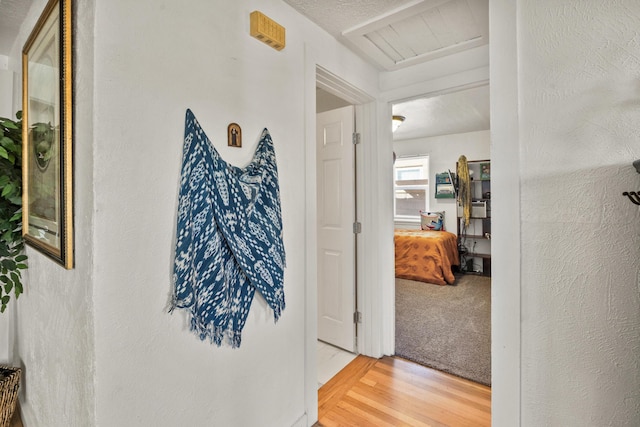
9, 402, 22, 427
317, 355, 491, 427
8, 357, 490, 427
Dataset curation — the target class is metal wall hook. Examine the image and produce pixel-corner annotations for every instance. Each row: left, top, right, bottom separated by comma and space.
623, 191, 640, 205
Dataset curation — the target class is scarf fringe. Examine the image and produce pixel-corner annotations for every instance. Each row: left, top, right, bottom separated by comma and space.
272, 298, 285, 323
190, 315, 243, 349
170, 297, 286, 349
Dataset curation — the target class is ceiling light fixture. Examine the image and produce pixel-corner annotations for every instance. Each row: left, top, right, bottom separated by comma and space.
392, 115, 405, 132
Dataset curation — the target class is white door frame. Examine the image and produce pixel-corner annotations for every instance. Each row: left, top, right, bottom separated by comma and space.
304, 54, 383, 425
313, 67, 391, 360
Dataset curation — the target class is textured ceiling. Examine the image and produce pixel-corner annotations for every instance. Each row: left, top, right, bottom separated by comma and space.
392, 84, 490, 140
283, 0, 413, 38
318, 84, 490, 141
0, 0, 32, 56
285, 0, 488, 71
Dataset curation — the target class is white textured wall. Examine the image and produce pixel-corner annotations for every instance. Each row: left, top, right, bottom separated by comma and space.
393, 130, 490, 232
0, 66, 12, 116
8, 0, 97, 426
518, 1, 640, 425
92, 4, 304, 425
91, 1, 377, 426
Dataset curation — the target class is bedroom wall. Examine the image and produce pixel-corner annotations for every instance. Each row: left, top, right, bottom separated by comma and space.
515, 0, 640, 425
6, 0, 379, 426
393, 130, 490, 233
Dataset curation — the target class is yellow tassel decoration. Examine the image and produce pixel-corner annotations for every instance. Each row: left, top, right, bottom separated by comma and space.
457, 155, 471, 226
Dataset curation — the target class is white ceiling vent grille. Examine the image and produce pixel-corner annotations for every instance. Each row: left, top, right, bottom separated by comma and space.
343, 0, 488, 70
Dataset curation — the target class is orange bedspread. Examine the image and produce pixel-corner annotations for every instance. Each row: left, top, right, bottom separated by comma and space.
394, 229, 459, 285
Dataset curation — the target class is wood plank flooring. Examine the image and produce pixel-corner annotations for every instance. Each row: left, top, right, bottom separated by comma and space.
317, 355, 491, 427
9, 402, 22, 427
9, 357, 490, 427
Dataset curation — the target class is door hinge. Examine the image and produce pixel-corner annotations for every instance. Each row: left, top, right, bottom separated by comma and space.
352, 132, 361, 145
353, 222, 362, 234
353, 311, 362, 324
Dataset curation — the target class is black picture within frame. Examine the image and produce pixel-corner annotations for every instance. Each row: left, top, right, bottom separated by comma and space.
22, 0, 74, 269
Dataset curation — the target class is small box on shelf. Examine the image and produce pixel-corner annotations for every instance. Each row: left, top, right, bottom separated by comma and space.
457, 201, 488, 218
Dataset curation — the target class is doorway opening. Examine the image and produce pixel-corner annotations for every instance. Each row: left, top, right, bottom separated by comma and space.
391, 83, 492, 387
312, 65, 377, 392
316, 103, 357, 354
315, 87, 358, 388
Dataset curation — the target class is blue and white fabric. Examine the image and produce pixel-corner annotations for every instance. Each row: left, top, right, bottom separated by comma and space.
171, 109, 286, 348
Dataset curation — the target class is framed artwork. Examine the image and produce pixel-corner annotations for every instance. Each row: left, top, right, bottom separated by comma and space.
434, 172, 455, 199
22, 0, 74, 269
227, 123, 242, 147
480, 162, 490, 180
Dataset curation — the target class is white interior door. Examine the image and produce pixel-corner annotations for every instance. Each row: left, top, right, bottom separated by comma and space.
316, 105, 356, 352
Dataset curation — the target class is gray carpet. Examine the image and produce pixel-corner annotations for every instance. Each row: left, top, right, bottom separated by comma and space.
395, 274, 491, 386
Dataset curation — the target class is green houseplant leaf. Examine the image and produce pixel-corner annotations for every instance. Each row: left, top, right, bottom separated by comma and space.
0, 111, 28, 313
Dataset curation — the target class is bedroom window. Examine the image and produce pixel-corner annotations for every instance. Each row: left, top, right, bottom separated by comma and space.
394, 156, 429, 220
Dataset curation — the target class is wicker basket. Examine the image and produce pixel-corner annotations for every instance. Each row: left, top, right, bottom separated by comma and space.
0, 366, 20, 427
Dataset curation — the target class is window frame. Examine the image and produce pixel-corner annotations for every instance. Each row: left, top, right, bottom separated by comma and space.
393, 155, 429, 222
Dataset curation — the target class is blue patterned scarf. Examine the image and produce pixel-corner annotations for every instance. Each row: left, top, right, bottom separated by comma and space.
171, 109, 286, 348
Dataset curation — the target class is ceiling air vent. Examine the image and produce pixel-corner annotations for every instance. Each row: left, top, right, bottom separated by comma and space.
343, 0, 488, 71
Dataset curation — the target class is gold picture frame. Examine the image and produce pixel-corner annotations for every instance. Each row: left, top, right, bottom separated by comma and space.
22, 0, 74, 269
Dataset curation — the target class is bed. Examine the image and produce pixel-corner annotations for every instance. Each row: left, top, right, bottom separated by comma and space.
394, 229, 459, 285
